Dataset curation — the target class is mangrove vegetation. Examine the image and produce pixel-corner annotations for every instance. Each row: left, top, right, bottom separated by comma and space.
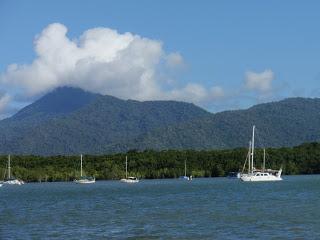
1, 142, 320, 182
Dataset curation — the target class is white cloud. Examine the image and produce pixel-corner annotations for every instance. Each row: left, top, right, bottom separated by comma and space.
0, 94, 11, 113
166, 83, 224, 103
0, 23, 223, 113
210, 86, 224, 99
0, 93, 12, 119
1, 23, 164, 100
165, 52, 184, 68
244, 69, 274, 92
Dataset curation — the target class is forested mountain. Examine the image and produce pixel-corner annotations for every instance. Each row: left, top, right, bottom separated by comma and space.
136, 97, 320, 151
0, 87, 211, 155
0, 87, 320, 155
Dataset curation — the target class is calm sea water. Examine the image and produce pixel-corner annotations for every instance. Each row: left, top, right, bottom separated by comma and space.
1, 175, 320, 239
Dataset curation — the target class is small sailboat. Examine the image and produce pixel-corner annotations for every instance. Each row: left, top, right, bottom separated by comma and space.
240, 125, 282, 182
120, 156, 139, 183
3, 155, 24, 185
74, 154, 95, 184
179, 159, 192, 180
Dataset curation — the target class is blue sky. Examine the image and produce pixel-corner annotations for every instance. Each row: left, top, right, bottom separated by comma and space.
1, 0, 320, 117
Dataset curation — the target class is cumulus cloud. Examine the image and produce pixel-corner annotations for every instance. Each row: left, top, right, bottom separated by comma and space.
0, 94, 11, 113
0, 23, 223, 115
1, 23, 163, 100
244, 69, 274, 92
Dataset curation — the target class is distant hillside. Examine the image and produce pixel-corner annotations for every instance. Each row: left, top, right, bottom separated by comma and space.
0, 87, 211, 155
0, 87, 319, 155
135, 97, 320, 151
8, 87, 99, 123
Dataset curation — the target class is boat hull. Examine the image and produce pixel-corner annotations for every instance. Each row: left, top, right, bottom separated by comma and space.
74, 179, 96, 184
4, 179, 24, 185
179, 176, 191, 180
120, 178, 139, 183
240, 174, 282, 182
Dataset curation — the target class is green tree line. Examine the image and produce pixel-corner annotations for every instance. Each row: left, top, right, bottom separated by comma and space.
1, 142, 320, 182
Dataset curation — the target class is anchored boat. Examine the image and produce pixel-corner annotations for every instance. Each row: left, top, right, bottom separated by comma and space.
74, 154, 96, 184
3, 155, 24, 185
240, 126, 282, 182
120, 156, 139, 183
179, 159, 192, 180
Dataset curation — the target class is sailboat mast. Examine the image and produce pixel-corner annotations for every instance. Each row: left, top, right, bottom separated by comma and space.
80, 154, 83, 177
263, 148, 266, 173
242, 141, 251, 174
248, 141, 251, 174
8, 154, 11, 179
125, 155, 128, 179
251, 125, 255, 174
184, 159, 187, 177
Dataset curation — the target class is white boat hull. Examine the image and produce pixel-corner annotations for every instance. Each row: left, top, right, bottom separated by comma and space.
74, 179, 96, 184
240, 173, 282, 182
120, 178, 139, 183
4, 179, 25, 185
179, 176, 192, 181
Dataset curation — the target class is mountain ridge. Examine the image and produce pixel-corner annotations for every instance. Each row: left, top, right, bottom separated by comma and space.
0, 87, 319, 155
0, 87, 211, 155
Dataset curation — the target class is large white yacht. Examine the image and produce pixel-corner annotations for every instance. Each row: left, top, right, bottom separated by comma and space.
240, 126, 282, 182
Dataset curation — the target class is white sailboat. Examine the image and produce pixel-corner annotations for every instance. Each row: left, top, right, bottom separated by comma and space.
179, 159, 192, 180
120, 156, 139, 183
240, 125, 282, 182
74, 154, 95, 184
3, 155, 24, 185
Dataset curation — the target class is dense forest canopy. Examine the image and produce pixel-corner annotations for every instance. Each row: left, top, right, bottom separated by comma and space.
1, 142, 320, 182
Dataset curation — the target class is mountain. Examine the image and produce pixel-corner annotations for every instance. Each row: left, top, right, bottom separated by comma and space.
9, 87, 99, 123
0, 87, 320, 155
136, 97, 320, 150
0, 87, 211, 155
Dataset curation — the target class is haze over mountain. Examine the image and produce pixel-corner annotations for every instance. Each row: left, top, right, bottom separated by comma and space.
0, 87, 319, 155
